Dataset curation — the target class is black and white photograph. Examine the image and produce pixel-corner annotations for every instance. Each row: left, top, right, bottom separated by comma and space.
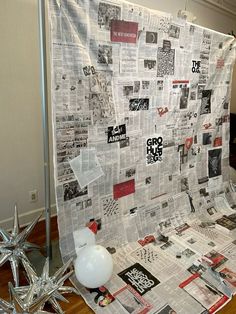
188, 264, 207, 275
169, 24, 180, 38
129, 98, 149, 111
199, 188, 209, 197
208, 148, 222, 178
157, 304, 177, 314
182, 248, 196, 258
200, 89, 212, 114
190, 91, 196, 100
207, 206, 217, 216
179, 87, 189, 109
76, 198, 92, 210
97, 45, 113, 64
126, 168, 136, 177
157, 80, 164, 90
216, 216, 236, 231
227, 213, 236, 223
163, 40, 172, 51
208, 241, 216, 247
161, 241, 173, 250
57, 165, 73, 177
134, 81, 140, 93
146, 31, 158, 43
123, 86, 133, 96
142, 80, 150, 89
199, 74, 208, 85
181, 177, 189, 191
97, 2, 121, 30
188, 238, 197, 245
63, 181, 88, 201
144, 60, 157, 70
189, 25, 195, 34
197, 85, 205, 99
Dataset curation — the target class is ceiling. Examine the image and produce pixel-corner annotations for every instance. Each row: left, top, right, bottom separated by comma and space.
201, 0, 236, 16
223, 0, 236, 10
223, 0, 236, 6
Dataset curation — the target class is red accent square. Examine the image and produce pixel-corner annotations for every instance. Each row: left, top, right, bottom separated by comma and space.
113, 179, 135, 199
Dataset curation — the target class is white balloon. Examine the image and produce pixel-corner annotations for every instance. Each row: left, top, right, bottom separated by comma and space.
74, 245, 113, 288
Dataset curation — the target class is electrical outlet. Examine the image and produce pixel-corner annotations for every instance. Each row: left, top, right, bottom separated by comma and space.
29, 190, 38, 203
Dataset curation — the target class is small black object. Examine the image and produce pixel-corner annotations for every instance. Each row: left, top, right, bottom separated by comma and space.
158, 234, 169, 243
176, 252, 182, 259
219, 272, 227, 279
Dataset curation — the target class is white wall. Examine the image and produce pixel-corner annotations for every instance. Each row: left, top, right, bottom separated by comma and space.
0, 0, 56, 229
0, 0, 235, 229
129, 0, 236, 33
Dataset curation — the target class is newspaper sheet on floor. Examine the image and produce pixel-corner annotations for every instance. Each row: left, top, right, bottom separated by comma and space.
48, 0, 236, 312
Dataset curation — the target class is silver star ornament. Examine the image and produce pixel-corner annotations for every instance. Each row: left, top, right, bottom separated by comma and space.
15, 258, 79, 314
0, 204, 41, 286
0, 281, 61, 314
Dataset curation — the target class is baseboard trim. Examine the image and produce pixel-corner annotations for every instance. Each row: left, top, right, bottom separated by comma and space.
0, 204, 57, 231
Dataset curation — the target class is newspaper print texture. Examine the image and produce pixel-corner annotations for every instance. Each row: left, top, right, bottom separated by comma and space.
49, 0, 236, 313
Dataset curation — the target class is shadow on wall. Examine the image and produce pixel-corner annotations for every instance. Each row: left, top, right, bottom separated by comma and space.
230, 64, 236, 181
231, 63, 236, 114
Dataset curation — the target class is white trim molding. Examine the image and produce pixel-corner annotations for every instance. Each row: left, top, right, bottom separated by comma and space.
0, 204, 57, 231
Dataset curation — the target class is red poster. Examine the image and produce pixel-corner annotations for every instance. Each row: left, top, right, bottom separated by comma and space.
214, 137, 222, 147
185, 137, 193, 150
113, 179, 135, 199
138, 235, 155, 247
111, 20, 138, 43
208, 295, 229, 314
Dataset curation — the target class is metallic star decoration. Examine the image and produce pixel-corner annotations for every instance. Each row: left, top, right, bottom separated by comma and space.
0, 281, 62, 314
15, 258, 79, 314
0, 205, 41, 286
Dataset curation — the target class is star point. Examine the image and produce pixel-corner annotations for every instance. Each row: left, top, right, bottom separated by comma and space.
0, 205, 42, 286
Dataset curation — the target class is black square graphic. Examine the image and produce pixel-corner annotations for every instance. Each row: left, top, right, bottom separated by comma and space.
118, 263, 160, 295
208, 148, 222, 178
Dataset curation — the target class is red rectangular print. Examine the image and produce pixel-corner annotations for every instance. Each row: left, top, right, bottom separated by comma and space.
113, 179, 135, 199
111, 20, 138, 43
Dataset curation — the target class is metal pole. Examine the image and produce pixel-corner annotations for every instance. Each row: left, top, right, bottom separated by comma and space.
38, 0, 52, 259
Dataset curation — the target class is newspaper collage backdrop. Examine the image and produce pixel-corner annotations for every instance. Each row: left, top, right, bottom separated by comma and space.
49, 0, 236, 313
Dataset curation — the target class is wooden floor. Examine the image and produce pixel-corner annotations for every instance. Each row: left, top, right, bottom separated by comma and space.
0, 216, 236, 313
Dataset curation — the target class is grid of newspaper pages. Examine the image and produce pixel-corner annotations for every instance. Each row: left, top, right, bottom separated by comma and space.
49, 0, 236, 313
